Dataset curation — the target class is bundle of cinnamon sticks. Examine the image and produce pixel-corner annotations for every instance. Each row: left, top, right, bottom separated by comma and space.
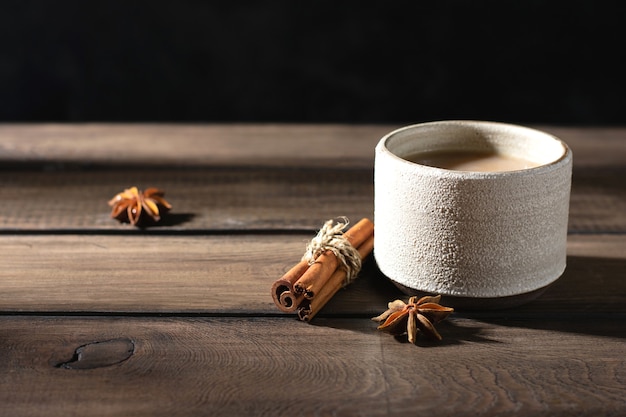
270, 218, 374, 321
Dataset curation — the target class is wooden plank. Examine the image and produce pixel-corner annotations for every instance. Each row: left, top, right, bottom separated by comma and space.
0, 234, 397, 314
0, 316, 624, 417
1, 124, 625, 168
0, 234, 306, 314
512, 234, 626, 316
1, 165, 624, 232
569, 166, 626, 233
0, 124, 393, 169
544, 125, 626, 168
0, 167, 374, 231
0, 234, 624, 316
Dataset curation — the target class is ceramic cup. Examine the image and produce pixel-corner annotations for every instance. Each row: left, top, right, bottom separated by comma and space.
374, 121, 573, 308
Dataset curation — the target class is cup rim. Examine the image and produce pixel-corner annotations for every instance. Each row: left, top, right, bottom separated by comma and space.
377, 120, 572, 177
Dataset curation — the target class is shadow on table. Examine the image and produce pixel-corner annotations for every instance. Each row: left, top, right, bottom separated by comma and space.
462, 254, 626, 339
315, 254, 626, 341
129, 213, 195, 229
158, 212, 195, 227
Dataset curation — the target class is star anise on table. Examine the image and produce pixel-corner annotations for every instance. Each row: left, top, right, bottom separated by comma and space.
108, 187, 172, 226
372, 295, 454, 344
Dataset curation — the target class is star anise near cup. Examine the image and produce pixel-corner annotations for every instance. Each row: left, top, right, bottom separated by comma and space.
108, 186, 172, 226
372, 295, 453, 344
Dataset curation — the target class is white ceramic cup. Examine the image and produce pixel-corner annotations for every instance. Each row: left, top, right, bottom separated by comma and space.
374, 121, 573, 307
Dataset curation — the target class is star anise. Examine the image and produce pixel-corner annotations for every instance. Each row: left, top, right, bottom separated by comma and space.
108, 187, 172, 226
372, 295, 453, 344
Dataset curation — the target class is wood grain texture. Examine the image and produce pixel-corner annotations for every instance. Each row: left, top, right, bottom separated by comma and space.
0, 316, 624, 417
0, 124, 393, 168
569, 167, 626, 233
0, 167, 373, 231
1, 124, 625, 416
1, 124, 625, 168
0, 234, 624, 316
0, 234, 397, 314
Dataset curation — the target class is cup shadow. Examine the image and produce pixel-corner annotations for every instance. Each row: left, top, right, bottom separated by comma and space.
316, 254, 626, 341
455, 254, 626, 339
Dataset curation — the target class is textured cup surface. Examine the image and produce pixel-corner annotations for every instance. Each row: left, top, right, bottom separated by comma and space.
374, 121, 572, 301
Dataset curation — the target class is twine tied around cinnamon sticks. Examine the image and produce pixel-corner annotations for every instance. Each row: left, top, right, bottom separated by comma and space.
301, 217, 362, 286
271, 217, 374, 322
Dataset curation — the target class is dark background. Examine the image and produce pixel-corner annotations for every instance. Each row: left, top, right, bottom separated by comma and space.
1, 1, 624, 125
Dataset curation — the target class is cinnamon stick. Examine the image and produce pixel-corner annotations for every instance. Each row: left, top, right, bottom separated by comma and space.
294, 252, 339, 299
293, 218, 374, 299
270, 260, 308, 312
298, 235, 374, 322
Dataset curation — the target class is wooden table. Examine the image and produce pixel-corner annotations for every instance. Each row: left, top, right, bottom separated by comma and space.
1, 124, 625, 416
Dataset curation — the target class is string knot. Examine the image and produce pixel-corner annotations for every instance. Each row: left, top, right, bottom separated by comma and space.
302, 217, 362, 286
